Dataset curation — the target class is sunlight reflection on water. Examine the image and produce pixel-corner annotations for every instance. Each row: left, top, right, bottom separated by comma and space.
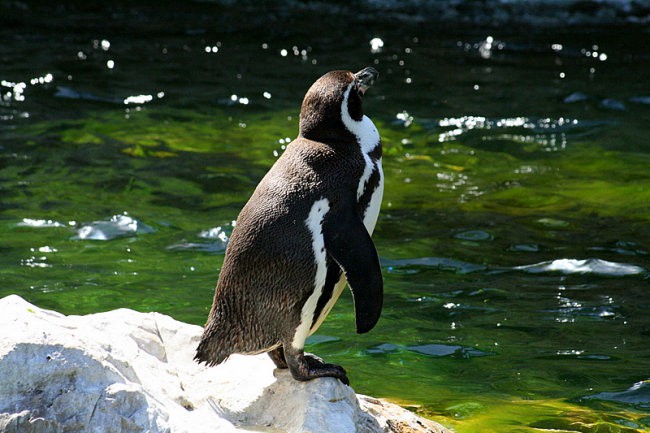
437, 116, 580, 149
516, 258, 646, 276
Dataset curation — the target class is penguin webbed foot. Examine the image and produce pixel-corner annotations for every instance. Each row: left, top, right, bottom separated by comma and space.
283, 347, 350, 386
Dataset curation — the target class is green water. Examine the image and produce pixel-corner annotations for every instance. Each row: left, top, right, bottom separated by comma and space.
2, 3, 650, 432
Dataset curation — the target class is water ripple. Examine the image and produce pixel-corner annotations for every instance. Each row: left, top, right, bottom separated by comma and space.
54, 86, 119, 104
74, 213, 154, 241
384, 256, 646, 277
54, 87, 165, 106
589, 241, 648, 257
515, 259, 646, 276
167, 226, 230, 254
383, 257, 487, 274
435, 116, 609, 152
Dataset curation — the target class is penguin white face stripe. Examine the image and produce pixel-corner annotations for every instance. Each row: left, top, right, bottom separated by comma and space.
292, 198, 331, 349
341, 84, 384, 235
341, 85, 382, 201
340, 84, 380, 155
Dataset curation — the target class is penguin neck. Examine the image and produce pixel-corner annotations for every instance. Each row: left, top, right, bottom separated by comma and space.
299, 105, 355, 145
299, 125, 355, 147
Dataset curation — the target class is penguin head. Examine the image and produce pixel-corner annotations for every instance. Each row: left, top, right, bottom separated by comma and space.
299, 67, 379, 143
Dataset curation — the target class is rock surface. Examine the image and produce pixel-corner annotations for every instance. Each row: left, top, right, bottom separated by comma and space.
0, 295, 450, 433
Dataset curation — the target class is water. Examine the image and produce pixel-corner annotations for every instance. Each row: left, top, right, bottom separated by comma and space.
2, 3, 650, 432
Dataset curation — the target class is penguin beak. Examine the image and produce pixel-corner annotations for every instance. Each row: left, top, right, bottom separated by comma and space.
354, 67, 379, 96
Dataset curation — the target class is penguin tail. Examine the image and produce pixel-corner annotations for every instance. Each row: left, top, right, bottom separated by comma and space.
194, 347, 230, 367
194, 336, 231, 367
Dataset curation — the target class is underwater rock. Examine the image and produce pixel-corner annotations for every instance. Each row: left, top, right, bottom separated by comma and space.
583, 379, 650, 410
629, 96, 650, 105
0, 295, 450, 433
599, 98, 627, 111
366, 342, 492, 359
564, 91, 589, 103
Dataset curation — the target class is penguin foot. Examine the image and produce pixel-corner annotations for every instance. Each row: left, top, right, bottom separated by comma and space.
268, 346, 288, 369
284, 347, 350, 385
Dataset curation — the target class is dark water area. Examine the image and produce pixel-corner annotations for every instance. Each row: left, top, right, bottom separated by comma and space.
2, 1, 650, 431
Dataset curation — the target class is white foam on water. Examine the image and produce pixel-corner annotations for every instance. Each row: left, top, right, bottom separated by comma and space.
198, 226, 229, 243
18, 218, 65, 228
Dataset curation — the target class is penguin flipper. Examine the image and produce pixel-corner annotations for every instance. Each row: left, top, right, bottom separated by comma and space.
323, 200, 383, 334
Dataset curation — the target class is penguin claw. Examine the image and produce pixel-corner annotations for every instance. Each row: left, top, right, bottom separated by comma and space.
284, 349, 350, 385
334, 369, 350, 386
304, 355, 349, 384
304, 362, 349, 386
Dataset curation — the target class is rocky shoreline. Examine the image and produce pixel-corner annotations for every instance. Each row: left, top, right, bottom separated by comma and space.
0, 295, 450, 433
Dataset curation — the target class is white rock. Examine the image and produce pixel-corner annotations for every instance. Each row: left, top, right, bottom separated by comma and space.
0, 295, 450, 433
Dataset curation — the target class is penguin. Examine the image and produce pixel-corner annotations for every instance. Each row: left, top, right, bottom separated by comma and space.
195, 67, 383, 385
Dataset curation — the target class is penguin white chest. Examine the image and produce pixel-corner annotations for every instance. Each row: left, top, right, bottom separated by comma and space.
362, 158, 384, 235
